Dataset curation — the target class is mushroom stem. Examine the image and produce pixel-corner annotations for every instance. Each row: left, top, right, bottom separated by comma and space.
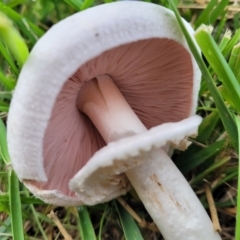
77, 75, 146, 142
126, 151, 221, 240
77, 75, 221, 240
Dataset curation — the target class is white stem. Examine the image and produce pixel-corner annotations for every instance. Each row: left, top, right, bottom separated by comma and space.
126, 148, 221, 240
77, 75, 146, 142
78, 75, 221, 240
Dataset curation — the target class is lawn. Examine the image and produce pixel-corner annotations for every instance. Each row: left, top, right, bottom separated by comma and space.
0, 0, 239, 239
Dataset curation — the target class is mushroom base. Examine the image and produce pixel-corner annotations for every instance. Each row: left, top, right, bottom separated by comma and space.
126, 149, 221, 240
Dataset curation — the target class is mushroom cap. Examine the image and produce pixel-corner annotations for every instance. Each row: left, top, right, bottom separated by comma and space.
7, 2, 201, 205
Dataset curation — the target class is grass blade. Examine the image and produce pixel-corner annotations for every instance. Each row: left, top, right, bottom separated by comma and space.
0, 217, 11, 240
222, 28, 240, 57
214, 11, 227, 42
80, 0, 94, 11
77, 206, 96, 240
168, 0, 238, 151
177, 140, 225, 174
235, 115, 240, 240
64, 0, 81, 11
218, 29, 231, 52
190, 157, 230, 186
197, 110, 220, 143
195, 25, 240, 112
8, 170, 24, 240
0, 40, 18, 75
0, 2, 44, 39
234, 12, 240, 30
194, 0, 217, 28
24, 189, 48, 240
219, 85, 238, 110
0, 12, 29, 67
207, 0, 229, 25
176, 111, 220, 167
0, 119, 10, 164
229, 43, 240, 83
5, 0, 26, 8
0, 106, 9, 112
0, 70, 16, 90
98, 204, 108, 240
116, 201, 144, 240
0, 119, 24, 239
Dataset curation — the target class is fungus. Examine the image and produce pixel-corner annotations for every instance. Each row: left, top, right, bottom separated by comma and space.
7, 2, 221, 240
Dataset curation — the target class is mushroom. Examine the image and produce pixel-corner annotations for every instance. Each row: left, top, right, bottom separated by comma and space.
7, 2, 221, 240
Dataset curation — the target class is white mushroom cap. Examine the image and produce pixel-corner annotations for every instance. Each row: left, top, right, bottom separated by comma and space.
7, 2, 201, 205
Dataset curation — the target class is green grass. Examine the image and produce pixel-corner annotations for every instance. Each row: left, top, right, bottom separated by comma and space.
0, 0, 239, 239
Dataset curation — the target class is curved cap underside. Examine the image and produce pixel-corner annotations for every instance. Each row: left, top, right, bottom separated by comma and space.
28, 38, 194, 203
